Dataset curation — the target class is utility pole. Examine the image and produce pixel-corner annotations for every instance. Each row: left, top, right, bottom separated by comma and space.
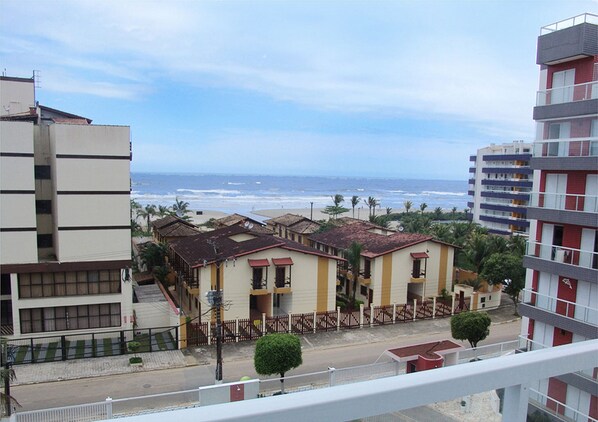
215, 259, 223, 384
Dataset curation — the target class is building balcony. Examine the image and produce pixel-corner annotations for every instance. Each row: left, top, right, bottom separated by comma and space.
250, 279, 269, 295
481, 166, 532, 175
479, 214, 529, 229
537, 14, 598, 64
528, 191, 598, 228
519, 289, 597, 339
410, 271, 426, 283
536, 81, 597, 107
531, 137, 598, 171
468, 167, 475, 173
481, 191, 530, 201
481, 179, 533, 188
469, 155, 476, 162
480, 203, 527, 214
524, 241, 598, 283
273, 277, 292, 294
482, 153, 532, 161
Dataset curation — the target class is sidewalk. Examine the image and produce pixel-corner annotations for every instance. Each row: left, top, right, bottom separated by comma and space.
13, 299, 520, 386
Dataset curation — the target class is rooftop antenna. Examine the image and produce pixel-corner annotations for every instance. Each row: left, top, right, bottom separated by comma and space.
33, 70, 41, 105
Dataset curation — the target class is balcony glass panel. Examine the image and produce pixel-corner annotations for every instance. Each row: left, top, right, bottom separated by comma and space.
536, 81, 597, 106
533, 137, 598, 158
522, 289, 598, 326
526, 241, 598, 270
530, 192, 598, 212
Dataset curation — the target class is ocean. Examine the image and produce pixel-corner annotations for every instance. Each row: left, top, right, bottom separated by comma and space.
131, 173, 468, 219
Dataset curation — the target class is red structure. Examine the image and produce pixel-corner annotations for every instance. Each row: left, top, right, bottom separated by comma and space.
385, 340, 463, 373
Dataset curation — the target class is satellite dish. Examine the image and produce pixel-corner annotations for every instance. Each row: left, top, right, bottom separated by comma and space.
398, 226, 404, 232
244, 221, 250, 228
248, 223, 254, 229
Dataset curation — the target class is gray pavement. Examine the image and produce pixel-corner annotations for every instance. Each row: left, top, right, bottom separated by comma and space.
13, 298, 520, 386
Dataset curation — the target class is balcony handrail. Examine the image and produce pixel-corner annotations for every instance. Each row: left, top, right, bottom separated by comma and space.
250, 278, 268, 289
540, 13, 598, 34
536, 80, 597, 106
526, 240, 597, 270
533, 136, 598, 158
529, 389, 597, 422
522, 288, 598, 326
275, 276, 291, 288
529, 191, 598, 213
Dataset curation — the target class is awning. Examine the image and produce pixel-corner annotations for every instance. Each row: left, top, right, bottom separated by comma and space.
272, 257, 294, 266
248, 259, 270, 267
410, 252, 429, 259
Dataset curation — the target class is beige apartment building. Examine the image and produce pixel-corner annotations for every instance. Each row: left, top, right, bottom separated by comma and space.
0, 76, 133, 338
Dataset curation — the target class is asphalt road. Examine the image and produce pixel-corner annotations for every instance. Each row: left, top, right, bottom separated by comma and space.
13, 319, 520, 414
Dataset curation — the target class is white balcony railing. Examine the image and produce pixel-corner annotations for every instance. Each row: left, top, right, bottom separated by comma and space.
526, 240, 598, 270
540, 13, 598, 34
533, 137, 598, 158
522, 288, 598, 326
536, 80, 597, 106
530, 191, 598, 213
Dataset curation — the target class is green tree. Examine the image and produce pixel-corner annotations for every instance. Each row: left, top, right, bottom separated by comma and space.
451, 311, 491, 349
451, 206, 458, 220
254, 334, 302, 393
404, 200, 413, 213
157, 205, 171, 217
481, 252, 526, 311
419, 202, 428, 214
344, 241, 363, 306
331, 194, 344, 207
350, 195, 360, 218
463, 232, 489, 274
364, 196, 378, 218
386, 207, 392, 215
140, 242, 168, 270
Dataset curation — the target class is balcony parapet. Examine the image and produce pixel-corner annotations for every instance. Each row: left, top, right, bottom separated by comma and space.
533, 137, 598, 158
526, 240, 597, 270
522, 288, 597, 327
530, 191, 598, 213
536, 81, 597, 106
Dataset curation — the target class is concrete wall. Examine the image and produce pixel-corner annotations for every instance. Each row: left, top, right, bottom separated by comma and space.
133, 302, 174, 329
0, 78, 35, 116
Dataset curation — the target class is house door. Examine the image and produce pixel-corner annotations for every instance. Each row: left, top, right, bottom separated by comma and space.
547, 122, 570, 156
551, 69, 574, 104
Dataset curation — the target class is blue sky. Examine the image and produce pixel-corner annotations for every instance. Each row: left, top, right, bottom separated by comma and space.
1, 1, 596, 180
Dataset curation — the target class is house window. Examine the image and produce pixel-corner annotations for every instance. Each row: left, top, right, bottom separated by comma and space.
363, 259, 371, 278
412, 259, 422, 278
275, 267, 286, 288
360, 285, 368, 296
252, 267, 265, 289
18, 270, 121, 298
20, 303, 121, 333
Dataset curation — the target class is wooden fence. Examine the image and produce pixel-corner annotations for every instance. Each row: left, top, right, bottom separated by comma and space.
186, 297, 470, 347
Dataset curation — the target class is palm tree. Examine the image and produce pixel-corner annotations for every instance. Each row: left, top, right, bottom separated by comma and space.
344, 241, 363, 307
157, 205, 171, 218
138, 204, 157, 231
351, 195, 360, 218
404, 200, 412, 213
419, 203, 428, 214
364, 197, 378, 218
386, 207, 392, 215
451, 206, 458, 220
433, 207, 443, 220
463, 232, 489, 274
331, 194, 344, 207
172, 197, 190, 217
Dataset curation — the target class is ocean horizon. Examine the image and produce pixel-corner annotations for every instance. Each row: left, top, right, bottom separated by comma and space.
131, 172, 469, 217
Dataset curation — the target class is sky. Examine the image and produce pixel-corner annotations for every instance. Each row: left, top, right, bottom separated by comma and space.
1, 1, 596, 181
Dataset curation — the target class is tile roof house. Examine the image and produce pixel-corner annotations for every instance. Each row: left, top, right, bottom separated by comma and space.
309, 221, 455, 307
264, 213, 321, 246
152, 215, 202, 243
167, 223, 343, 321
213, 213, 273, 235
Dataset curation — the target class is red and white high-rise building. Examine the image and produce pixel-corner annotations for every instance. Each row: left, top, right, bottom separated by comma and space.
520, 13, 597, 421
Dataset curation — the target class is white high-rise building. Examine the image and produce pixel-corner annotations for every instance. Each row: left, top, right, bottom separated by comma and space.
468, 141, 533, 236
0, 75, 133, 339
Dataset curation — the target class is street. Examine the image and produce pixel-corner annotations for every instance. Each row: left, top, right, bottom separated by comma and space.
12, 319, 520, 413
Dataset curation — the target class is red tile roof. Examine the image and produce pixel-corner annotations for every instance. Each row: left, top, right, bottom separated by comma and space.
386, 340, 463, 361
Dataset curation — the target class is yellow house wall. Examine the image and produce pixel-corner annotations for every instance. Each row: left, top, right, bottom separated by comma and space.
368, 241, 455, 307
198, 248, 336, 322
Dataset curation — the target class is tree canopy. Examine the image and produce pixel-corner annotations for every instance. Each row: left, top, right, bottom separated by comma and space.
450, 311, 491, 349
254, 334, 302, 393
481, 252, 526, 310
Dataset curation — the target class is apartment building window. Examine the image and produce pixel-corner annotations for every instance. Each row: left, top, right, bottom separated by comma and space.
34, 165, 51, 180
35, 200, 52, 214
18, 270, 121, 298
37, 234, 53, 248
363, 259, 371, 278
20, 303, 121, 333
